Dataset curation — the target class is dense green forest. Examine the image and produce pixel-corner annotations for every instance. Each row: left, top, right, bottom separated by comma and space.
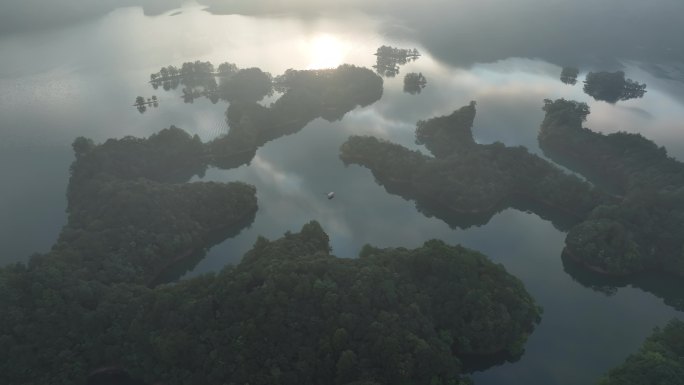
0, 122, 543, 384
0, 220, 541, 384
2, 55, 666, 385
540, 99, 684, 276
340, 102, 611, 230
596, 319, 684, 384
62, 126, 258, 285
341, 98, 684, 281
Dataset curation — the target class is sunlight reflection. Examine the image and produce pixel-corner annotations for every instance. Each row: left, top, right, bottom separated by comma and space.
304, 34, 348, 69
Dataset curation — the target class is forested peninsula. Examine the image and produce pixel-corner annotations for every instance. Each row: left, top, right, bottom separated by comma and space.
208, 64, 383, 168
61, 126, 258, 285
341, 98, 684, 283
596, 319, 684, 384
340, 102, 611, 230
147, 62, 384, 169
0, 221, 542, 384
0, 124, 542, 384
540, 99, 684, 277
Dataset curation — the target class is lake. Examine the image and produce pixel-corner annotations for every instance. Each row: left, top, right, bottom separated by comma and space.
1, 3, 684, 384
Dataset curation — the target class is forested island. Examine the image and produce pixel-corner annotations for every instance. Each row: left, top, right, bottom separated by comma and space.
340, 102, 611, 230
373, 45, 421, 78
133, 95, 158, 113
596, 319, 684, 384
206, 64, 383, 168
404, 72, 427, 94
540, 99, 684, 277
340, 97, 684, 293
145, 62, 383, 169
149, 60, 273, 104
582, 71, 647, 103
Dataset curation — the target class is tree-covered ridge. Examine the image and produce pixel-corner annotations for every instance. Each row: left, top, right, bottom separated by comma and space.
540, 99, 684, 276
583, 71, 647, 103
373, 45, 421, 78
270, 65, 383, 120
207, 64, 383, 168
340, 136, 428, 184
56, 176, 257, 285
340, 102, 610, 230
596, 319, 684, 385
0, 222, 541, 385
69, 126, 208, 190
61, 126, 257, 285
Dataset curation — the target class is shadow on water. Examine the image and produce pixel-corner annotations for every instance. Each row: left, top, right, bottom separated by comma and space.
381, 178, 582, 232
540, 145, 626, 196
461, 351, 521, 374
561, 251, 684, 311
148, 208, 257, 286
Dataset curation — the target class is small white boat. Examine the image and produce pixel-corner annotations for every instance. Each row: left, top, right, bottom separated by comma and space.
327, 192, 335, 200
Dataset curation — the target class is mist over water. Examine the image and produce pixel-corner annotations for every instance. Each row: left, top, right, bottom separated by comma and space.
3, 0, 684, 71
1, 2, 684, 384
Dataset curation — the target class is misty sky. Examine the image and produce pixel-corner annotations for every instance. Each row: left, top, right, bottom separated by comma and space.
2, 0, 683, 72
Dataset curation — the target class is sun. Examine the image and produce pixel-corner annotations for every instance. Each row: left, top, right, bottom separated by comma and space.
306, 34, 347, 69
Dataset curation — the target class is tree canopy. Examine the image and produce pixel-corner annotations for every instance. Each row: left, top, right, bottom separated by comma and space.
0, 116, 543, 384
403, 72, 427, 94
597, 319, 684, 385
373, 45, 421, 78
149, 61, 273, 104
0, 221, 541, 385
583, 71, 647, 103
61, 126, 258, 285
145, 62, 383, 169
208, 64, 383, 168
341, 102, 610, 231
540, 98, 684, 277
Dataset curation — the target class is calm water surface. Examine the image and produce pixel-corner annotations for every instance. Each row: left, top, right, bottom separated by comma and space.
1, 5, 684, 385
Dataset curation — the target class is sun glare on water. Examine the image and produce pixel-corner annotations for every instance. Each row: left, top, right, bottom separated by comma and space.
305, 34, 349, 69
